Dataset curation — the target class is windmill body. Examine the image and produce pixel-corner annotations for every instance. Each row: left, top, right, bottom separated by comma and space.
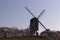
29, 17, 39, 35
30, 17, 39, 31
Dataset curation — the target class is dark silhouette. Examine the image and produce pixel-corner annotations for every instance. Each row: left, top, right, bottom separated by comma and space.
30, 17, 39, 35
25, 6, 46, 36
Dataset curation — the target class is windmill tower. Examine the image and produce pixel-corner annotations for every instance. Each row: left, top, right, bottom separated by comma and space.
25, 7, 49, 36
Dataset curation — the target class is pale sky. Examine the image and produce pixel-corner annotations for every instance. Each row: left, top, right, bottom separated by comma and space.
0, 0, 60, 33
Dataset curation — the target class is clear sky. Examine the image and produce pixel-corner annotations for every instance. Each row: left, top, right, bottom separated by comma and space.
0, 0, 60, 33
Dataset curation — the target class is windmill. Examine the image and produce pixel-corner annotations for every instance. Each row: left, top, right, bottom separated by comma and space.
25, 7, 49, 36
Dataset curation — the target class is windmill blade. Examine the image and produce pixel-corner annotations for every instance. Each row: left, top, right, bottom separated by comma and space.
25, 7, 35, 17
38, 20, 47, 30
38, 9, 45, 19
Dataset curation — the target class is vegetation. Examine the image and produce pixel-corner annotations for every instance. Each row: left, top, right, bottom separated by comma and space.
0, 36, 57, 40
0, 27, 60, 40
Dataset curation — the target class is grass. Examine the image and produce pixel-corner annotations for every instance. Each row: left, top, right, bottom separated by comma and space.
0, 36, 56, 40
